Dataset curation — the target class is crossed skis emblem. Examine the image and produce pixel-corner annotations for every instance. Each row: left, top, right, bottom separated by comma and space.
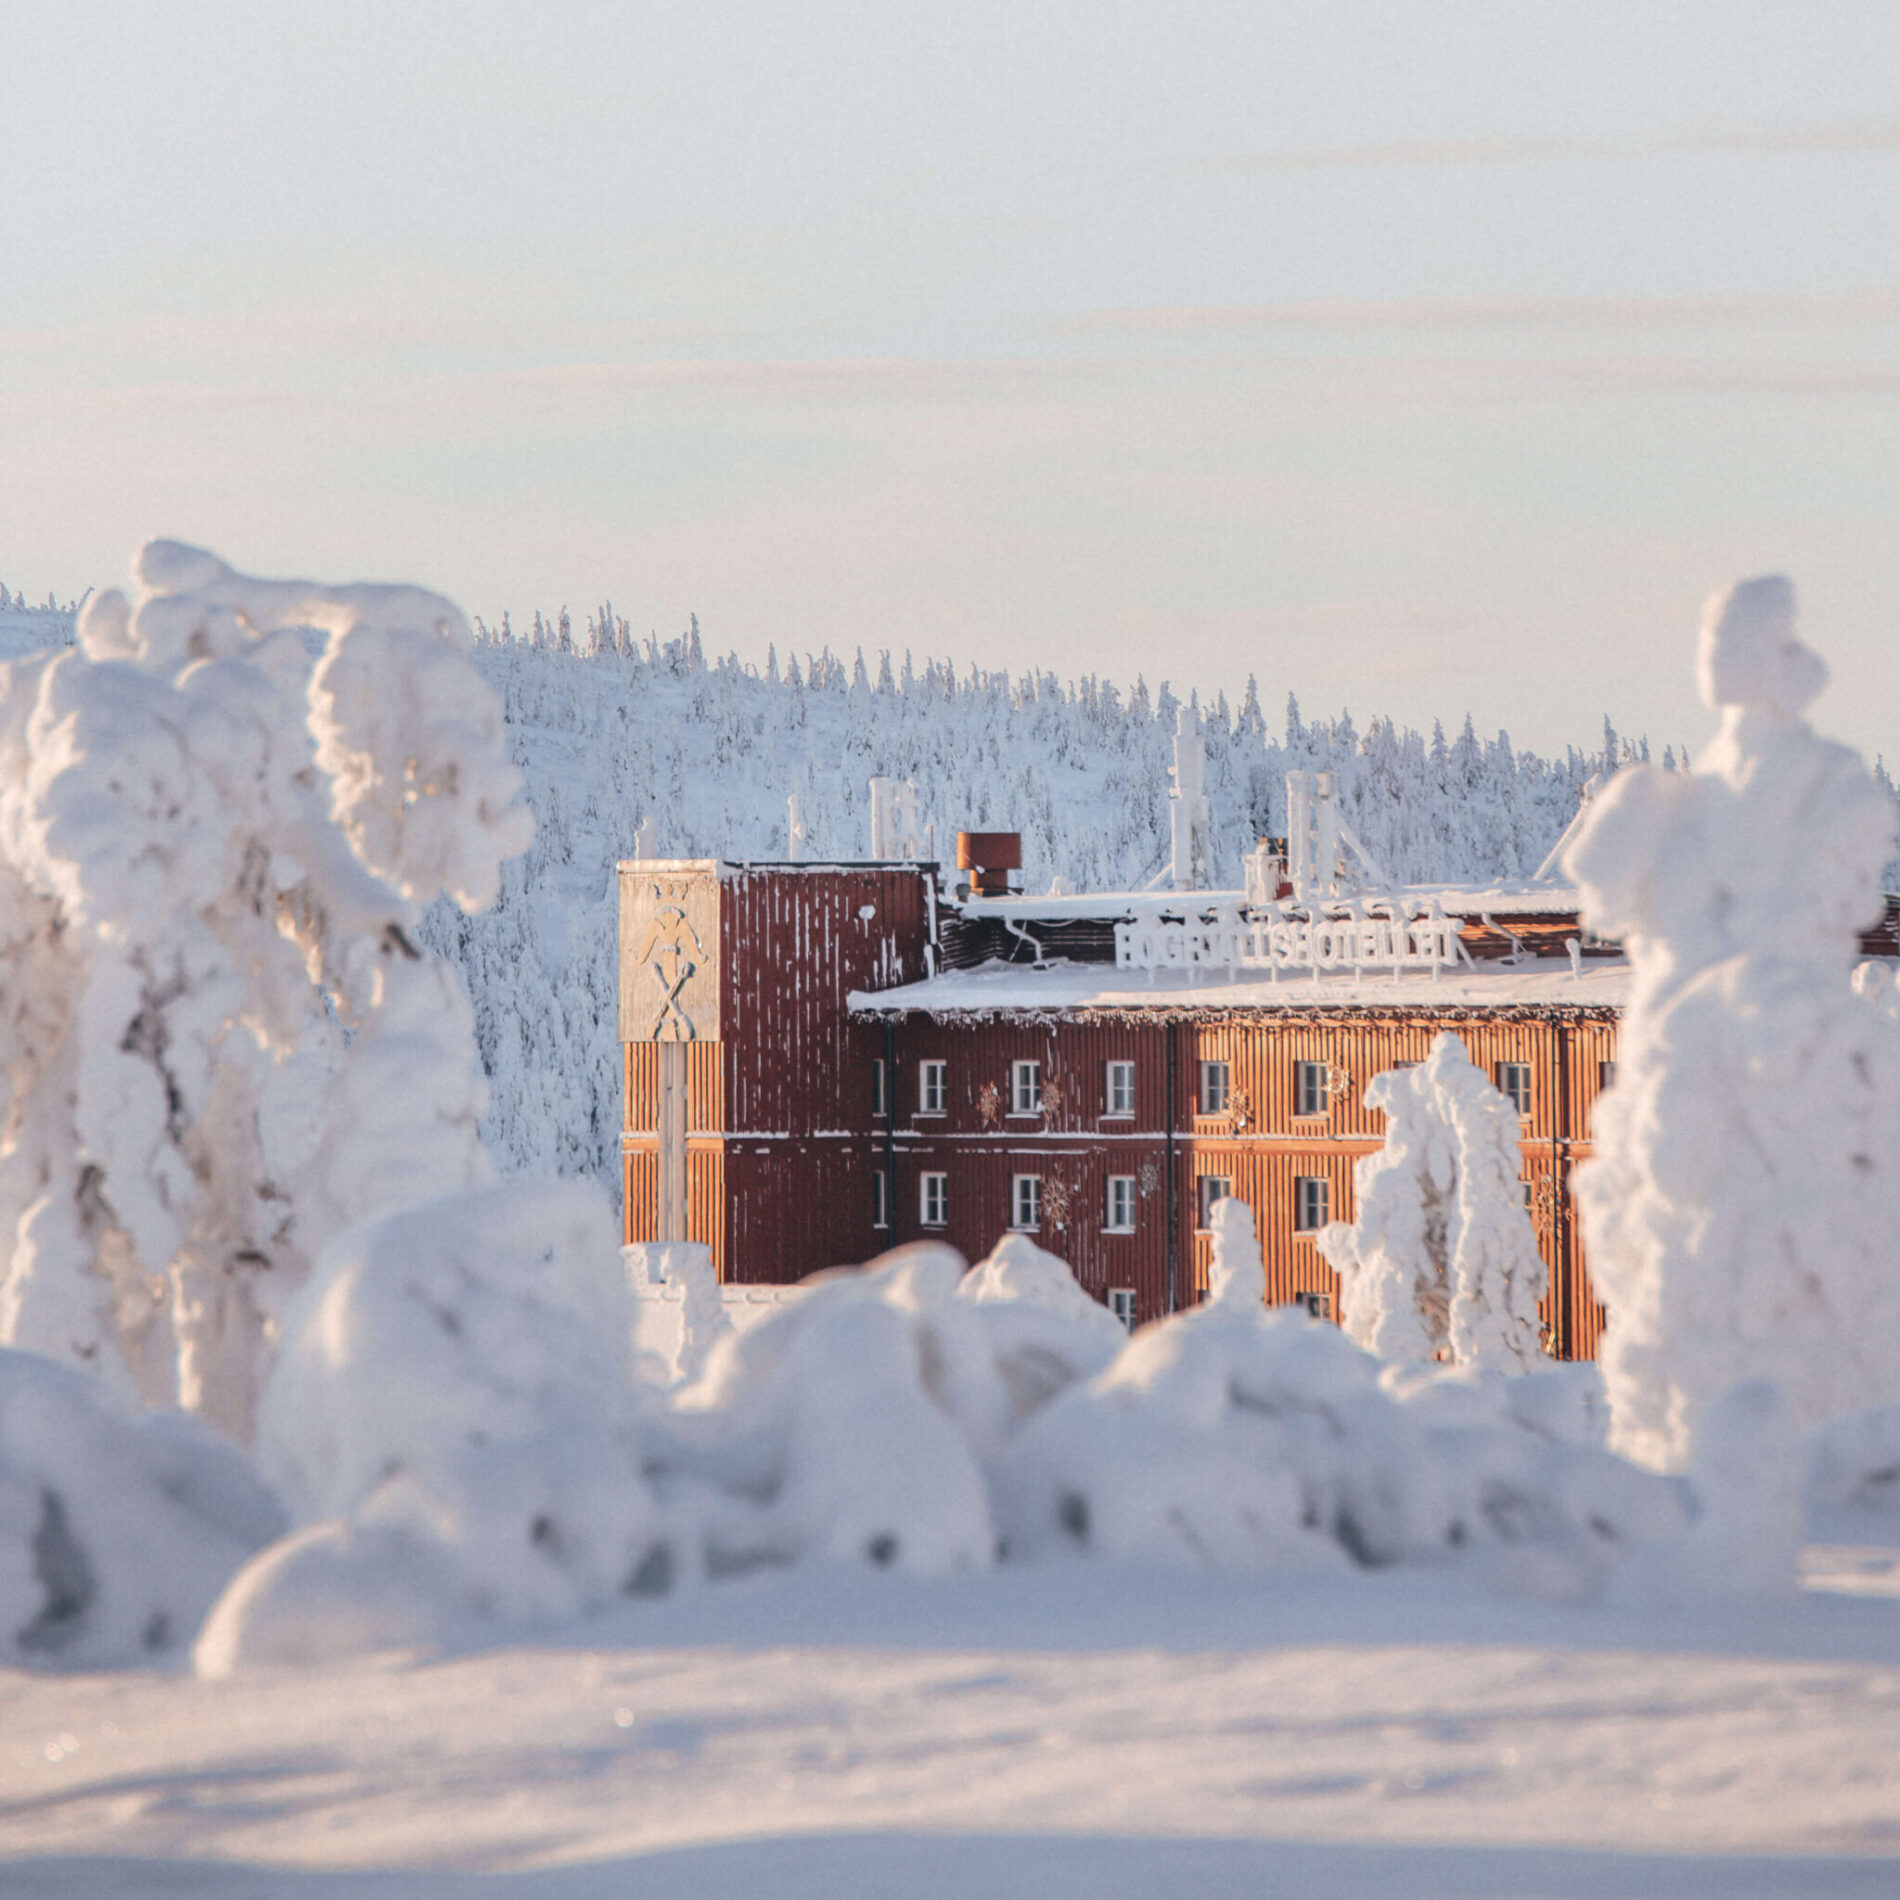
636, 903, 707, 1041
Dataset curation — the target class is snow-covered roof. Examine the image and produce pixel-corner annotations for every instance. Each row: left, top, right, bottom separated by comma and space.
850, 954, 1631, 1018
956, 881, 1584, 922
616, 857, 939, 879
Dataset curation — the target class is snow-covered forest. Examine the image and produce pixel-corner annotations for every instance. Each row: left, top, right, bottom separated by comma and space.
406, 605, 1676, 1194
12, 584, 1897, 1201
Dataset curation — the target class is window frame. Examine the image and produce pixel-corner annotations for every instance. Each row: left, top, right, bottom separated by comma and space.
1010, 1172, 1043, 1232
1199, 1058, 1231, 1117
1105, 1174, 1137, 1233
917, 1058, 948, 1115
1010, 1059, 1043, 1116
1108, 1288, 1138, 1331
872, 1168, 889, 1230
1293, 1059, 1329, 1119
919, 1172, 948, 1228
872, 1057, 888, 1120
1196, 1174, 1233, 1230
1104, 1059, 1136, 1118
1496, 1061, 1533, 1118
1293, 1174, 1329, 1234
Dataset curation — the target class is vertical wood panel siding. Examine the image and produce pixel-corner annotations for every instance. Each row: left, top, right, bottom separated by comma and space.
714, 864, 932, 1282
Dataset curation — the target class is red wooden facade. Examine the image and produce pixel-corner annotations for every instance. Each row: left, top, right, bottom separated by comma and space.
618, 856, 1642, 1357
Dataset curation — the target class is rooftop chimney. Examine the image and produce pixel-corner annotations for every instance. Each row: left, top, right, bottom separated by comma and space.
957, 830, 1022, 896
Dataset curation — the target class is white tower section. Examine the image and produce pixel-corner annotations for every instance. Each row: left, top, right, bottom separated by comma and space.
867, 777, 924, 860
1286, 770, 1391, 901
1168, 706, 1214, 891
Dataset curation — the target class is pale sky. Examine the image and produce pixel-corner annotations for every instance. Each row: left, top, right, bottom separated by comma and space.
4, 1, 1898, 758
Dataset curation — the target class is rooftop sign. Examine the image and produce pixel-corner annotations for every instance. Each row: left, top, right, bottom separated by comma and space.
1114, 897, 1463, 979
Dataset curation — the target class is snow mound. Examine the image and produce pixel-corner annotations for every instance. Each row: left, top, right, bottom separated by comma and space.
1566, 576, 1900, 1469
208, 1231, 1144, 1668
258, 1179, 637, 1522
0, 1347, 284, 1669
1806, 1400, 1900, 1539
992, 1271, 1691, 1601
655, 1244, 1002, 1576
208, 1180, 659, 1670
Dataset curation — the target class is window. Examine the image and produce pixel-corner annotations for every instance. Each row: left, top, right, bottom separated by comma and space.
1105, 1060, 1136, 1117
1291, 1289, 1332, 1320
1293, 1175, 1329, 1233
1105, 1175, 1137, 1232
1011, 1059, 1042, 1115
872, 1058, 887, 1119
1011, 1173, 1042, 1231
1109, 1288, 1138, 1331
920, 1173, 948, 1227
1294, 1060, 1329, 1117
872, 1169, 889, 1230
1197, 1175, 1232, 1229
1199, 1059, 1231, 1116
1599, 1060, 1618, 1091
1496, 1062, 1533, 1117
1521, 1178, 1534, 1210
918, 1059, 947, 1114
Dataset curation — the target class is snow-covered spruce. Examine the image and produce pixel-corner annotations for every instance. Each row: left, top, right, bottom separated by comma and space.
0, 543, 531, 1443
1566, 577, 1900, 1470
0, 1346, 285, 1668
1317, 1032, 1547, 1372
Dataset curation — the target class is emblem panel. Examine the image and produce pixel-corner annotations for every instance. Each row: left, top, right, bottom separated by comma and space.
619, 869, 721, 1042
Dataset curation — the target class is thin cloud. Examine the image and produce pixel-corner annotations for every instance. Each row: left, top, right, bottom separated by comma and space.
1067, 289, 1900, 336
1210, 122, 1900, 173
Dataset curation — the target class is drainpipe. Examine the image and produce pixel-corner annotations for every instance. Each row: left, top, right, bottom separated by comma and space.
1164, 1021, 1179, 1314
883, 1016, 900, 1244
1548, 1018, 1565, 1359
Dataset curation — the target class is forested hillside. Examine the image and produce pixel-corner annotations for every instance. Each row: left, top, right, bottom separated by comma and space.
12, 585, 1891, 1207
417, 605, 1658, 1199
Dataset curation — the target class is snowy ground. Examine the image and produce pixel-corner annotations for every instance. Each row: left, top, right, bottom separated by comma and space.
5, 1554, 1900, 1898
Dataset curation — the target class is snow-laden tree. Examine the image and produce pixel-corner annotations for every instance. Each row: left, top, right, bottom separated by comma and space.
1317, 1032, 1546, 1371
1566, 576, 1900, 1470
0, 541, 532, 1443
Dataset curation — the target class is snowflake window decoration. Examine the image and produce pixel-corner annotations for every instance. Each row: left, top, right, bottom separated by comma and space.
1042, 1177, 1077, 1232
1040, 1076, 1064, 1121
1227, 1084, 1252, 1131
1137, 1160, 1160, 1198
1324, 1061, 1353, 1102
976, 1081, 1003, 1129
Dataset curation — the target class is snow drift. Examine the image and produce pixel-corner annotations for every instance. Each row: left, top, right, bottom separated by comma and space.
0, 1346, 284, 1669
201, 1205, 1715, 1673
